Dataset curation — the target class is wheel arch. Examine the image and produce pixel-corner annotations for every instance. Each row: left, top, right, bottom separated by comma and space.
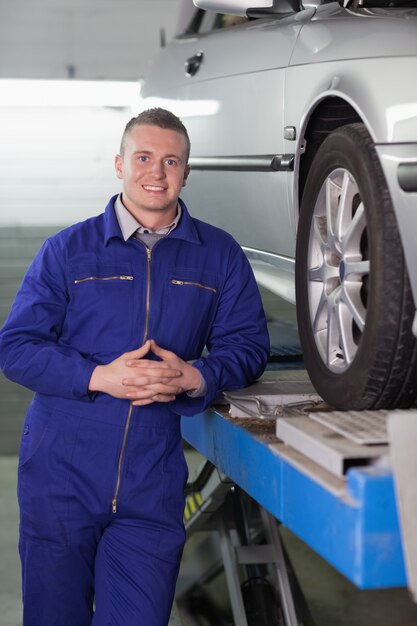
297, 96, 364, 211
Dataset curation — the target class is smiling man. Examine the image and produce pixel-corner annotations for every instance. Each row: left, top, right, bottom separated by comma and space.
0, 108, 269, 626
116, 116, 190, 226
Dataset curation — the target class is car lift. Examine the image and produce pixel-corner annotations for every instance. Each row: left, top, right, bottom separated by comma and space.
177, 369, 417, 626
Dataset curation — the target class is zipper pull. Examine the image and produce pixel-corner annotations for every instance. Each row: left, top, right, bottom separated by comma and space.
120, 275, 134, 281
112, 498, 117, 514
172, 280, 184, 285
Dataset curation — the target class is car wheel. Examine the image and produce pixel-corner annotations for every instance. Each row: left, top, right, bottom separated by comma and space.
295, 123, 417, 410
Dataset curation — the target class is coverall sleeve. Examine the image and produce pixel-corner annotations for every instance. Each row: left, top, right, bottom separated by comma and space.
172, 241, 270, 416
0, 238, 97, 399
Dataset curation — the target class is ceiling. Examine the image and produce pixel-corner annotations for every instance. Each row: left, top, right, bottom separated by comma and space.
0, 0, 184, 80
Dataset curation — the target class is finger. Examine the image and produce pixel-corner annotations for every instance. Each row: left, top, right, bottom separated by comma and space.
125, 383, 183, 399
122, 373, 181, 387
131, 398, 156, 407
125, 360, 179, 372
132, 394, 176, 406
149, 339, 174, 360
124, 340, 151, 361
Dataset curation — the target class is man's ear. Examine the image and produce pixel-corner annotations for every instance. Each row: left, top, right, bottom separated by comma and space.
182, 164, 191, 187
115, 154, 123, 179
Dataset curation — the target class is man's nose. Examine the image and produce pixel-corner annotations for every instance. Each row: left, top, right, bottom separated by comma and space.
150, 160, 165, 177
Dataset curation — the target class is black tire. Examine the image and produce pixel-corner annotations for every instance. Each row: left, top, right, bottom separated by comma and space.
295, 123, 417, 410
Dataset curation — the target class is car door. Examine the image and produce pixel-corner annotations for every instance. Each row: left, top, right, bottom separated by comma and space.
141, 5, 309, 258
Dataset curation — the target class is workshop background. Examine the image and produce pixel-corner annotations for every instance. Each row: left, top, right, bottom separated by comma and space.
1, 2, 417, 626
0, 0, 182, 454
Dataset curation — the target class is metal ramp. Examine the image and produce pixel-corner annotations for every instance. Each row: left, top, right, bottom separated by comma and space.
179, 371, 417, 625
180, 374, 409, 591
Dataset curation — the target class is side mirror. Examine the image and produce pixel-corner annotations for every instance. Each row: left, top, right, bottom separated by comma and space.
193, 0, 274, 16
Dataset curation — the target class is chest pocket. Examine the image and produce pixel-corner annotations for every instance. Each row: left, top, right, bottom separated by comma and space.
65, 264, 136, 355
161, 268, 221, 358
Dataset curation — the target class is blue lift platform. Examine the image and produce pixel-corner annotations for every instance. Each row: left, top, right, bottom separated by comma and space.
180, 391, 406, 592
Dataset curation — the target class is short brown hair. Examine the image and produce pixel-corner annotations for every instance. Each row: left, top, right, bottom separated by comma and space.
120, 107, 191, 161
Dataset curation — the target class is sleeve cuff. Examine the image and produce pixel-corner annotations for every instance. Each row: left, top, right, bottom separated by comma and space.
186, 362, 207, 398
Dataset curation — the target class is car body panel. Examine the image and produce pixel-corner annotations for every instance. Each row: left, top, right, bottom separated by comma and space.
287, 57, 417, 146
141, 13, 308, 257
142, 0, 417, 309
291, 5, 417, 65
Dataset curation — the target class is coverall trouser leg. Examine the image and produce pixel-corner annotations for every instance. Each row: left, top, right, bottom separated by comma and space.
18, 400, 187, 626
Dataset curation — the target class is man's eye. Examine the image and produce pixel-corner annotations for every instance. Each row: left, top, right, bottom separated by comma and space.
138, 155, 148, 162
166, 159, 177, 166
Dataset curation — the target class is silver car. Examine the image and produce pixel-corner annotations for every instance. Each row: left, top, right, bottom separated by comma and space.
141, 0, 417, 410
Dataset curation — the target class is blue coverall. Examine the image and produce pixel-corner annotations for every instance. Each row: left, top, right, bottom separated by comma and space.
0, 195, 269, 626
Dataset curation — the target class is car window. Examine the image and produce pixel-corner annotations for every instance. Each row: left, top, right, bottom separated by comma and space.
184, 8, 249, 36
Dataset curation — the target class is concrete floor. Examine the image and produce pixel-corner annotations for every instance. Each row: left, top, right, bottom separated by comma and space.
279, 527, 417, 626
0, 457, 20, 626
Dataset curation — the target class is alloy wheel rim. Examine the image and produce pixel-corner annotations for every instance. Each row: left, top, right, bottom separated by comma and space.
307, 168, 370, 373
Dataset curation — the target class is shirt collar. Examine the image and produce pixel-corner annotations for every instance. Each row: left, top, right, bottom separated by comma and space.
114, 193, 182, 242
103, 195, 201, 246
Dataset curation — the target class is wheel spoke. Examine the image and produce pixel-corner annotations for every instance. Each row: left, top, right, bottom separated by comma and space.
342, 283, 366, 332
342, 201, 366, 255
312, 213, 326, 243
325, 176, 340, 241
336, 301, 358, 365
321, 289, 360, 368
326, 289, 344, 367
308, 263, 340, 283
344, 258, 370, 278
335, 171, 358, 242
311, 287, 328, 335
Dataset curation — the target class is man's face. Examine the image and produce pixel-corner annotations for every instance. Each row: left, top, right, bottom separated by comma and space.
115, 124, 190, 224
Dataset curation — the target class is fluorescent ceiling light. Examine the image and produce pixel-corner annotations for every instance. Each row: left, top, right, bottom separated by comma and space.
0, 79, 142, 108
142, 96, 220, 118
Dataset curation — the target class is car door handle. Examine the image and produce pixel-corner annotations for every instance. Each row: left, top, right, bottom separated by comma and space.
185, 51, 203, 77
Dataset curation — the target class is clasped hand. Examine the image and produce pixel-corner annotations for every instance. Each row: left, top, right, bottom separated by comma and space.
88, 339, 201, 406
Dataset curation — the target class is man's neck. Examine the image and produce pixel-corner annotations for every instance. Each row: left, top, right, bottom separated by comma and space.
122, 197, 178, 231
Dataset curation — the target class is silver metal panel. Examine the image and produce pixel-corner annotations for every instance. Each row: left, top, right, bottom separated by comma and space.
243, 248, 296, 301
271, 441, 346, 495
276, 415, 388, 476
388, 411, 417, 602
310, 410, 392, 445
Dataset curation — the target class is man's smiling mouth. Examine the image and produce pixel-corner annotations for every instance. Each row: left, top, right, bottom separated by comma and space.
143, 185, 165, 191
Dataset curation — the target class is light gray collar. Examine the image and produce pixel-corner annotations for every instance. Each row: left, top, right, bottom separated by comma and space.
114, 193, 182, 242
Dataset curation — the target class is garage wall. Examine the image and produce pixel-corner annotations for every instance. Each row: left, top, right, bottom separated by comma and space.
0, 226, 62, 455
0, 1, 186, 452
0, 0, 182, 80
0, 97, 137, 452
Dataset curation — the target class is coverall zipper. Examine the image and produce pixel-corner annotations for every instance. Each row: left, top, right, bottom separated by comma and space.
171, 279, 217, 293
74, 275, 134, 284
112, 247, 152, 514
112, 403, 133, 514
